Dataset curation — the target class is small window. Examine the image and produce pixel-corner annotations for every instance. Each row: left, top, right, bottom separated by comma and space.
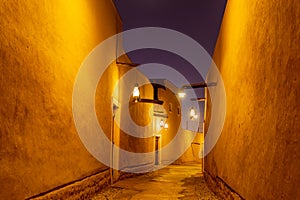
168, 103, 172, 112
177, 107, 181, 115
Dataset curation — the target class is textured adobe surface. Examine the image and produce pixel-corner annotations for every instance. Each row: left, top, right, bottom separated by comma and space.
204, 171, 243, 200
0, 1, 199, 199
0, 1, 123, 199
205, 0, 300, 199
31, 170, 110, 200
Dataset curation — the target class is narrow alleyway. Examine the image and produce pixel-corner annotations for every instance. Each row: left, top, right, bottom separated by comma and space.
1, 1, 299, 199
92, 163, 219, 200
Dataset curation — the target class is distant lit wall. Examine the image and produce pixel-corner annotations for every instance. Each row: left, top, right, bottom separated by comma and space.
176, 132, 203, 164
156, 83, 202, 165
205, 0, 300, 199
97, 68, 155, 173
158, 87, 181, 164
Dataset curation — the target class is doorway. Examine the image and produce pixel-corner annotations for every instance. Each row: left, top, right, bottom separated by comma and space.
111, 98, 120, 183
155, 135, 161, 165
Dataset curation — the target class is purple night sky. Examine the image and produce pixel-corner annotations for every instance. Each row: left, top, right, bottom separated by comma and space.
113, 0, 227, 84
113, 0, 227, 131
112, 0, 227, 131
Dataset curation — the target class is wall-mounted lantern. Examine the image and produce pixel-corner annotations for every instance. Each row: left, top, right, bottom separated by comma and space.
159, 119, 168, 129
132, 83, 140, 102
164, 122, 169, 129
132, 82, 164, 105
177, 89, 186, 98
190, 107, 198, 120
159, 119, 165, 127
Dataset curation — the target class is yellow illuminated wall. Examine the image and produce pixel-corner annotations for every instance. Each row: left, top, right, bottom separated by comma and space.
176, 132, 203, 164
159, 87, 181, 149
96, 67, 155, 155
205, 0, 300, 199
155, 83, 202, 164
0, 0, 126, 199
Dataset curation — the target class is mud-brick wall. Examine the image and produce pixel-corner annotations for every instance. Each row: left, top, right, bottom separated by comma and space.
156, 84, 203, 165
0, 1, 123, 199
97, 67, 155, 173
176, 132, 203, 164
205, 0, 300, 199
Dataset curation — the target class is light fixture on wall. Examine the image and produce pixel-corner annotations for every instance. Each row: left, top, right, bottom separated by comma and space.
190, 107, 198, 120
132, 82, 164, 105
159, 119, 164, 127
190, 107, 196, 117
178, 89, 186, 98
164, 122, 169, 129
132, 83, 140, 103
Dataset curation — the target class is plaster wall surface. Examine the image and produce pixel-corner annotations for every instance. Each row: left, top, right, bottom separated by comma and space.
158, 87, 181, 164
97, 69, 156, 172
205, 0, 300, 199
0, 0, 127, 199
177, 132, 203, 164
156, 84, 202, 165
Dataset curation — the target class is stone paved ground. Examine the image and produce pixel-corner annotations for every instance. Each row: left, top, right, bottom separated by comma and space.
92, 163, 220, 200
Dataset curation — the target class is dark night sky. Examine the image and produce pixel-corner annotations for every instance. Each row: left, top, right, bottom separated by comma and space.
113, 0, 227, 86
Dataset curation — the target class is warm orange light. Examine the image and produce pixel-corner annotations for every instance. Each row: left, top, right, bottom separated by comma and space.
190, 107, 196, 116
133, 84, 140, 103
164, 122, 169, 129
190, 107, 197, 120
133, 85, 140, 98
160, 119, 164, 127
178, 89, 186, 98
